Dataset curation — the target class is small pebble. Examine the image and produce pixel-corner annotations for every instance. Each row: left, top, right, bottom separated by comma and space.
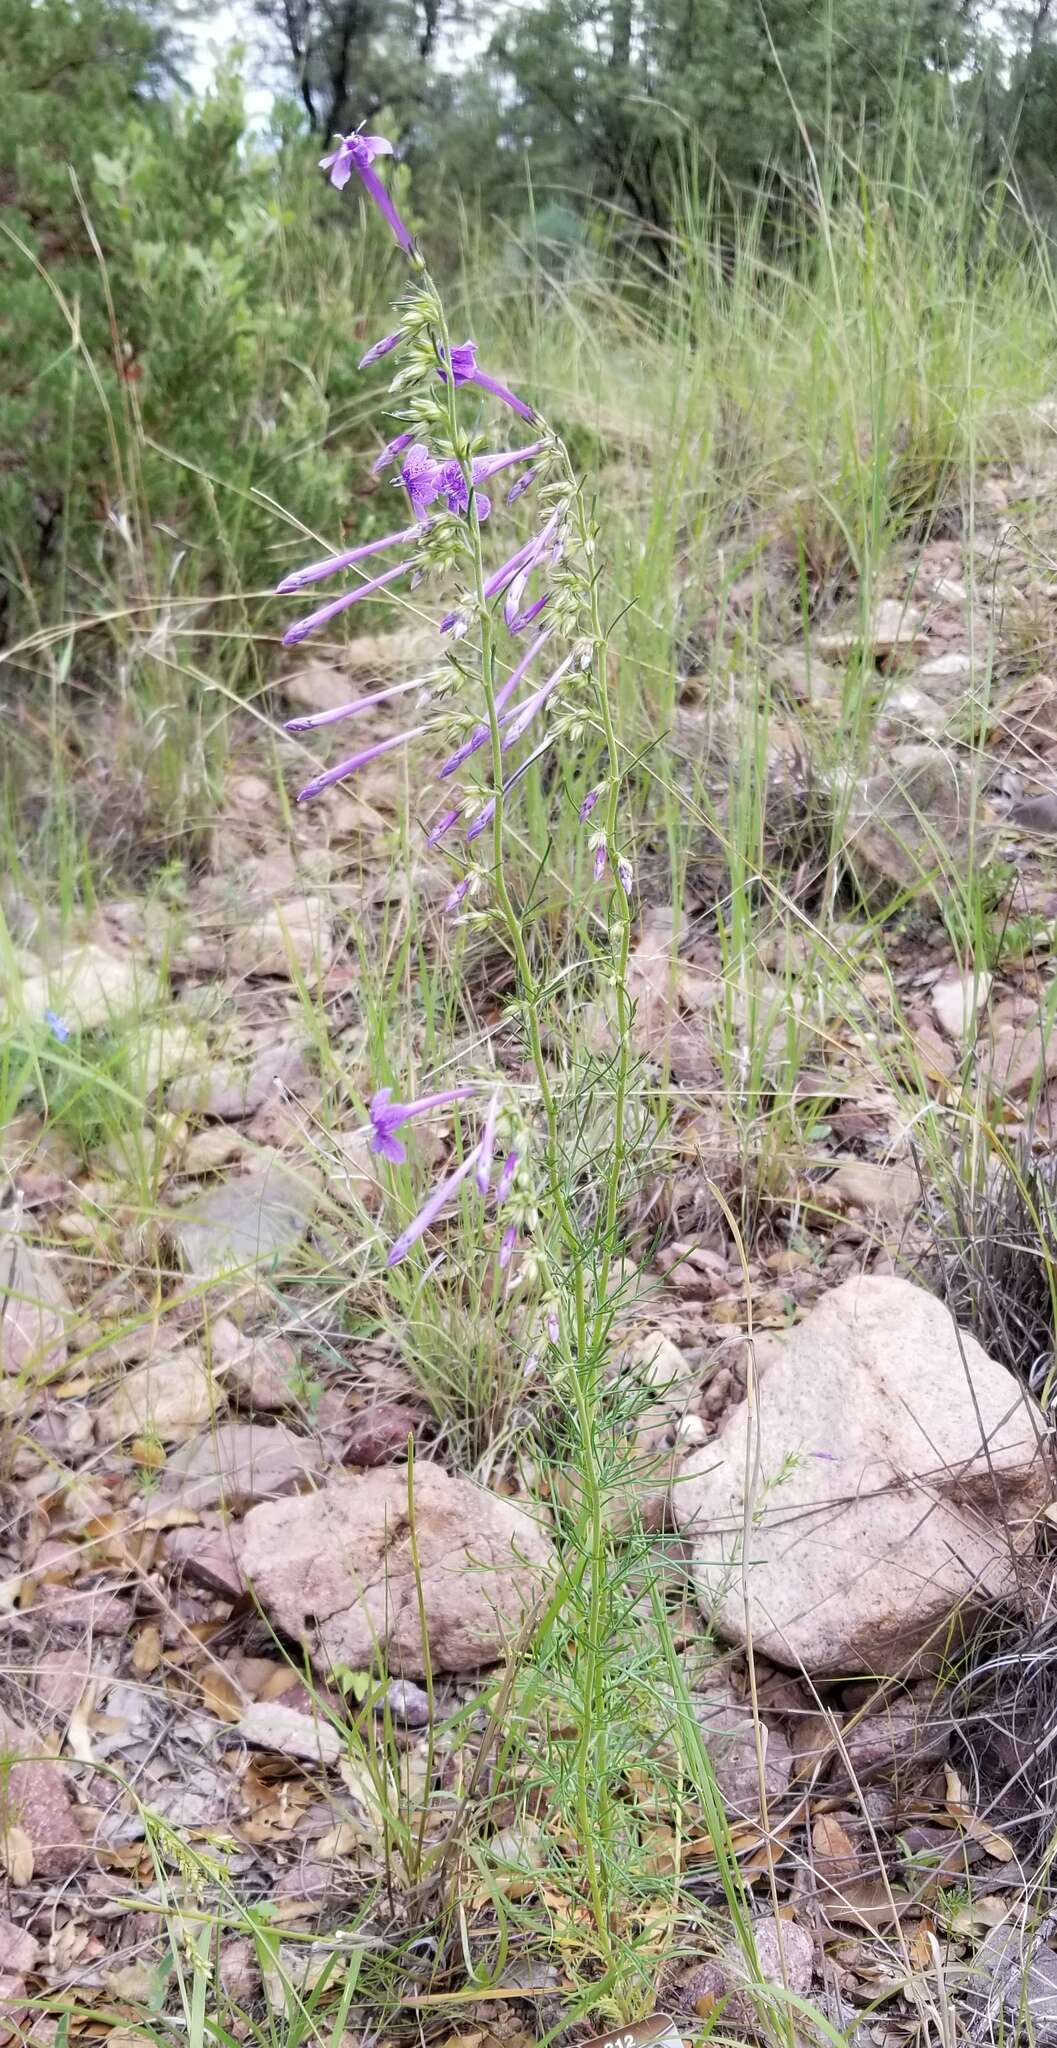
377, 1678, 431, 1728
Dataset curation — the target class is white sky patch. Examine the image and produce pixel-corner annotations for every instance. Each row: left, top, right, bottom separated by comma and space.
179, 0, 279, 125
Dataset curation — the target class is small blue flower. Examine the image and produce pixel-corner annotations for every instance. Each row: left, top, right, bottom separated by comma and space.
44, 1009, 70, 1044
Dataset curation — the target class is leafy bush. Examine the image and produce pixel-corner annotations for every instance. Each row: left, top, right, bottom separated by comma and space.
1, 5, 402, 654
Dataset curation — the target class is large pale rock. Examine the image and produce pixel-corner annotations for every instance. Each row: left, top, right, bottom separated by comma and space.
932, 969, 992, 1040
237, 1701, 343, 1765
168, 1036, 308, 1121
684, 1679, 792, 1819
673, 1276, 1049, 1675
95, 1348, 216, 1444
343, 1400, 422, 1466
16, 944, 157, 1031
827, 1157, 919, 1225
677, 1916, 814, 2029
241, 1462, 554, 1678
605, 1332, 704, 1533
970, 1923, 1057, 2046
124, 1021, 199, 1098
880, 682, 947, 737
171, 1163, 315, 1279
816, 599, 926, 659
986, 1017, 1057, 1099
847, 745, 993, 895
0, 1917, 38, 1976
0, 1220, 71, 1378
209, 1317, 299, 1411
162, 1421, 320, 1511
165, 1520, 246, 1599
226, 898, 333, 981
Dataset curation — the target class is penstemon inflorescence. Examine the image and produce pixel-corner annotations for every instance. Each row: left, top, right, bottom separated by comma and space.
279, 126, 634, 1339
280, 126, 640, 1948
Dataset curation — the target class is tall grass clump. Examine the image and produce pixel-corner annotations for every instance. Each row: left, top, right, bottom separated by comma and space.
479, 112, 1057, 1112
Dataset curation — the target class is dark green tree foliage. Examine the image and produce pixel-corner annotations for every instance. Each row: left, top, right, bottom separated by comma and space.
255, 0, 450, 137
1002, 4, 1057, 208
0, 0, 401, 642
0, 0, 170, 611
490, 0, 969, 227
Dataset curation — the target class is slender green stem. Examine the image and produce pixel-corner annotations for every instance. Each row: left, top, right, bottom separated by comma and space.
587, 577, 633, 1348
419, 276, 638, 1958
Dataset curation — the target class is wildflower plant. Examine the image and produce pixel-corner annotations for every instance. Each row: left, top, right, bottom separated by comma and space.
279, 128, 641, 1950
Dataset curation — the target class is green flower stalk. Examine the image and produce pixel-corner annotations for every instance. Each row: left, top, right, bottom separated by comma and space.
280, 128, 635, 1949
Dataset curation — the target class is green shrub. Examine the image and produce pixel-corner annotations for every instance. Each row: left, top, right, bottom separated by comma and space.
1, 7, 401, 655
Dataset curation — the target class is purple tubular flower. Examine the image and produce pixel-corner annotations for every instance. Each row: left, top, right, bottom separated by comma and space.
617, 855, 634, 896
506, 468, 539, 505
498, 514, 563, 634
464, 800, 494, 845
436, 448, 548, 519
579, 788, 600, 823
400, 444, 441, 518
445, 341, 479, 380
431, 441, 543, 521
435, 462, 467, 511
426, 806, 461, 845
506, 585, 551, 636
434, 461, 491, 521
435, 632, 553, 781
358, 162, 414, 254
369, 1083, 476, 1165
496, 1150, 519, 1202
445, 876, 471, 913
472, 441, 546, 484
496, 629, 553, 713
320, 132, 414, 254
276, 523, 423, 595
465, 736, 554, 843
285, 674, 425, 735
320, 130, 393, 188
502, 564, 531, 631
594, 837, 608, 882
436, 725, 489, 780
476, 1092, 499, 1194
483, 510, 560, 604
547, 1310, 559, 1343
500, 655, 573, 751
474, 371, 535, 424
373, 431, 414, 476
437, 339, 536, 424
296, 722, 428, 803
359, 329, 402, 369
498, 1223, 518, 1270
483, 535, 539, 604
282, 560, 407, 646
386, 1141, 483, 1267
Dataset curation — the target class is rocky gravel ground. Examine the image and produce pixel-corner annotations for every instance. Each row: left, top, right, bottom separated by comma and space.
3, 452, 1057, 2043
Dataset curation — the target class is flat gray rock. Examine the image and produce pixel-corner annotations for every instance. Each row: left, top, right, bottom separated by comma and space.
171, 1163, 314, 1278
0, 1220, 71, 1379
969, 1924, 1057, 2046
162, 1421, 320, 1511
